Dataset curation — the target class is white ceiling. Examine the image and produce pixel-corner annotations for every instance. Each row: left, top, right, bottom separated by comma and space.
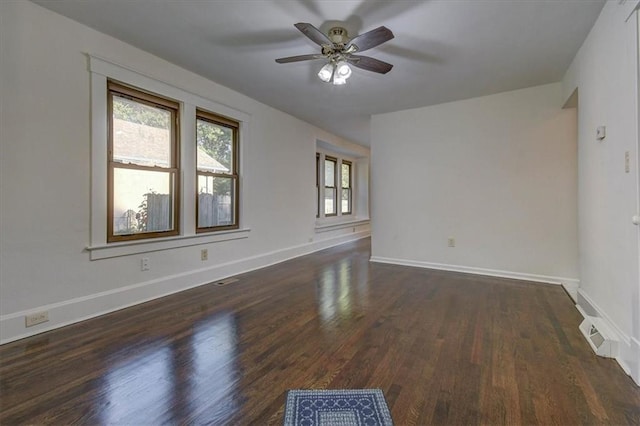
32, 0, 605, 146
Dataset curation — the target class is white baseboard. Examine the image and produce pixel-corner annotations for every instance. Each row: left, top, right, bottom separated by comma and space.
629, 337, 640, 385
577, 288, 639, 386
369, 256, 580, 299
0, 230, 370, 345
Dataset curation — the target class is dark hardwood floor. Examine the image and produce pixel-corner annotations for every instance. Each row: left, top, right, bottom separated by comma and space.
1, 238, 639, 425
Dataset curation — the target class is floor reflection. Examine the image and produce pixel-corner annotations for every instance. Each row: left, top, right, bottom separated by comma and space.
188, 311, 240, 424
103, 343, 173, 424
100, 311, 239, 424
317, 257, 370, 329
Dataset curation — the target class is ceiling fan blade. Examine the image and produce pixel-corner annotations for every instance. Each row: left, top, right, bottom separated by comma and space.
294, 22, 332, 46
346, 26, 394, 53
275, 54, 324, 64
346, 55, 393, 74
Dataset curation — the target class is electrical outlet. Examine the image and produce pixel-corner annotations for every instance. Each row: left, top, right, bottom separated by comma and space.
141, 257, 150, 271
201, 249, 208, 261
25, 311, 49, 327
448, 237, 455, 247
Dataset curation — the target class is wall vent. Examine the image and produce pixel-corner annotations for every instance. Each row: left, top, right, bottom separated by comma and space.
578, 316, 618, 358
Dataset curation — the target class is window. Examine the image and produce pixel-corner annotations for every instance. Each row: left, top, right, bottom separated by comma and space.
324, 156, 337, 216
316, 153, 320, 218
90, 56, 251, 257
107, 81, 180, 242
317, 152, 356, 219
341, 160, 352, 215
196, 110, 239, 232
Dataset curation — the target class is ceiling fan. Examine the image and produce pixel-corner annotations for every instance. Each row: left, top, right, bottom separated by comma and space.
275, 23, 394, 85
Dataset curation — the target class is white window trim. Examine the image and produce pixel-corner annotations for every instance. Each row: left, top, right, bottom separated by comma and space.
314, 218, 371, 233
86, 229, 250, 260
87, 55, 251, 260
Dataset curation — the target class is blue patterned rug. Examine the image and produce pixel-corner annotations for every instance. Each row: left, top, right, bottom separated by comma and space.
283, 389, 393, 426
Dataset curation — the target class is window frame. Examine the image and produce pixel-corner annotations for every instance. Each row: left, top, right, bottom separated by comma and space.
316, 153, 320, 218
341, 160, 352, 215
195, 109, 240, 233
316, 151, 358, 220
324, 156, 338, 217
107, 80, 181, 243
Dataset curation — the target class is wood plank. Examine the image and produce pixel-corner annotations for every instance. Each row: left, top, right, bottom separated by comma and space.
1, 238, 639, 424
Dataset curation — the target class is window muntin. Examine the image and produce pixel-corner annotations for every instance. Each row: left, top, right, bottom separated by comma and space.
196, 110, 239, 232
107, 81, 180, 242
341, 161, 352, 215
324, 157, 337, 216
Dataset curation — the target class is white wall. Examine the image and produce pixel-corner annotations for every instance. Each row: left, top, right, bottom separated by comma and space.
0, 1, 369, 343
371, 83, 579, 293
562, 1, 640, 384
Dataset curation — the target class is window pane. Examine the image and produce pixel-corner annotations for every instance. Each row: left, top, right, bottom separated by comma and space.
324, 159, 335, 187
342, 188, 351, 213
316, 155, 320, 217
113, 168, 173, 234
324, 187, 336, 215
112, 95, 172, 167
197, 119, 233, 173
198, 175, 235, 228
341, 163, 351, 188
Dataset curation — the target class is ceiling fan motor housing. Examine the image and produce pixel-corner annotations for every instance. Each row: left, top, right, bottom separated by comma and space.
328, 27, 349, 45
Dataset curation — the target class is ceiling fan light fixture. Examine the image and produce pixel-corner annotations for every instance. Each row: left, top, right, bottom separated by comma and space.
332, 74, 348, 85
318, 63, 334, 83
335, 61, 352, 79
317, 60, 351, 85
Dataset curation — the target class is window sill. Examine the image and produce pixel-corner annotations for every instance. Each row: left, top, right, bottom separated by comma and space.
87, 228, 251, 260
314, 218, 370, 233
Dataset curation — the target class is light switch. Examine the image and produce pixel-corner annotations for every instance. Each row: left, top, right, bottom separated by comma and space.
596, 126, 606, 140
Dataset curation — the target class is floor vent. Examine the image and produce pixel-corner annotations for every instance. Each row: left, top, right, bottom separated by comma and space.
215, 278, 239, 286
578, 316, 618, 358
